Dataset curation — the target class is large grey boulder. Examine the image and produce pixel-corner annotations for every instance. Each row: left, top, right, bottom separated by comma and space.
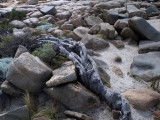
84, 16, 103, 27
131, 52, 160, 82
0, 105, 29, 120
40, 6, 57, 16
129, 17, 160, 41
6, 52, 52, 93
72, 27, 90, 41
46, 61, 77, 87
9, 20, 27, 29
44, 83, 100, 111
122, 89, 160, 111
81, 34, 109, 51
138, 41, 160, 54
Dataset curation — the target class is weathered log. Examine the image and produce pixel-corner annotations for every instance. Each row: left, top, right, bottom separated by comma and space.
36, 35, 132, 120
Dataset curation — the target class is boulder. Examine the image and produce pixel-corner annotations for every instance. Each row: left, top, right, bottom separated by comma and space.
23, 18, 39, 27
56, 11, 71, 20
122, 89, 160, 111
30, 11, 43, 18
99, 23, 115, 39
145, 6, 160, 17
40, 6, 57, 16
26, 0, 38, 5
46, 61, 77, 87
44, 83, 100, 111
81, 34, 109, 51
72, 27, 90, 41
61, 24, 74, 31
114, 19, 128, 31
131, 52, 160, 82
1, 81, 22, 96
6, 52, 52, 93
120, 27, 139, 41
94, 1, 121, 10
128, 17, 160, 41
126, 5, 147, 19
102, 10, 119, 25
64, 110, 93, 120
138, 41, 160, 54
0, 105, 29, 120
84, 16, 103, 27
71, 15, 83, 28
9, 20, 27, 29
14, 45, 28, 58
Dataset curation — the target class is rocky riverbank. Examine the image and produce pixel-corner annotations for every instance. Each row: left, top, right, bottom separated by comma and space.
0, 0, 160, 120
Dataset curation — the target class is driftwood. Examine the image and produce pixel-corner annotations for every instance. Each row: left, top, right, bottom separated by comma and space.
36, 35, 132, 120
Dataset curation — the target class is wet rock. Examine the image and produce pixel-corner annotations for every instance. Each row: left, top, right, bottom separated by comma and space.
72, 26, 90, 41
138, 41, 160, 54
81, 34, 109, 51
46, 61, 77, 87
0, 105, 29, 120
131, 52, 160, 82
112, 65, 123, 78
6, 52, 52, 93
9, 20, 27, 29
44, 83, 100, 111
99, 23, 115, 39
84, 16, 103, 27
14, 45, 28, 58
122, 89, 160, 111
128, 17, 160, 41
26, 0, 38, 5
126, 5, 147, 19
111, 40, 125, 48
40, 6, 57, 16
64, 110, 93, 120
120, 27, 139, 41
1, 81, 22, 96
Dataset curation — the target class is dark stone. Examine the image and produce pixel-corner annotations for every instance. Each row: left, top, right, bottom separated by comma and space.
40, 6, 57, 16
128, 17, 160, 41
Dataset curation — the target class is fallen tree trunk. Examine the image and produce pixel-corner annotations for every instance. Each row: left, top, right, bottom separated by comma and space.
36, 34, 132, 120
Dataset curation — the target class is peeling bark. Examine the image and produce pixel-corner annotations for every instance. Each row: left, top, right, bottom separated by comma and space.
36, 35, 132, 120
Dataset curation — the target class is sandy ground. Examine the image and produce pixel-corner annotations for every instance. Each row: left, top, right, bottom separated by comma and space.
85, 43, 159, 120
